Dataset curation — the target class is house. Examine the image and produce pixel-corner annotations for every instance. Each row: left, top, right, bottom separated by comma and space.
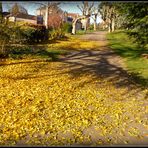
36, 5, 66, 25
67, 13, 79, 20
36, 6, 82, 30
2, 12, 10, 17
3, 4, 83, 31
3, 3, 37, 25
4, 13, 37, 24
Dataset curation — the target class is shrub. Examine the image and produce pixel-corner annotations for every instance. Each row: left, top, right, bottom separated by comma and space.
116, 3, 148, 48
19, 23, 49, 44
0, 22, 49, 58
48, 13, 63, 30
0, 21, 25, 57
19, 25, 36, 43
0, 23, 12, 57
61, 23, 72, 33
49, 29, 65, 40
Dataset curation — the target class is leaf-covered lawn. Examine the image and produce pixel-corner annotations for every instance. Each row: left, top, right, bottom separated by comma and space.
0, 36, 148, 146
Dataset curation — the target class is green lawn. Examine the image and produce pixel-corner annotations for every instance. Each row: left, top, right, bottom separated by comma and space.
107, 30, 148, 87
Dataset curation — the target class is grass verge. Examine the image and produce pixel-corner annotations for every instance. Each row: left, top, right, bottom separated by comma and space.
107, 30, 148, 87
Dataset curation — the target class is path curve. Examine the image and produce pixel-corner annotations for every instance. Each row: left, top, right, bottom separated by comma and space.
60, 31, 133, 88
59, 31, 148, 145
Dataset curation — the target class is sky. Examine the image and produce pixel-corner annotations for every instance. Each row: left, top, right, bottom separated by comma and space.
2, 1, 103, 23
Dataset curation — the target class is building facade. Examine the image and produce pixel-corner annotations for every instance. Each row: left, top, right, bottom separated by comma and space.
36, 6, 82, 30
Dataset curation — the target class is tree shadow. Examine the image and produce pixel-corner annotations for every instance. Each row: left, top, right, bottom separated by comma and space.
27, 36, 69, 45
1, 44, 68, 63
1, 45, 147, 99
0, 32, 147, 97
109, 43, 148, 59
4, 45, 147, 90
46, 36, 69, 44
58, 49, 148, 90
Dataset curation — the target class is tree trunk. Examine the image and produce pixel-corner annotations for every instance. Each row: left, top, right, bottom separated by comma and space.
1, 40, 6, 55
108, 19, 111, 33
111, 18, 115, 32
0, 2, 3, 23
72, 21, 76, 34
93, 14, 97, 31
108, 24, 111, 33
84, 22, 87, 31
45, 2, 49, 29
102, 20, 105, 30
83, 18, 89, 31
72, 16, 88, 34
94, 22, 96, 31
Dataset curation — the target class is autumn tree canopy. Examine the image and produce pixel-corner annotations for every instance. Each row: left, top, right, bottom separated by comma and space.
48, 4, 64, 29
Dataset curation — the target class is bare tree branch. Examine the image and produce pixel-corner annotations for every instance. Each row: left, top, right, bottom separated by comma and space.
88, 2, 94, 12
77, 4, 83, 13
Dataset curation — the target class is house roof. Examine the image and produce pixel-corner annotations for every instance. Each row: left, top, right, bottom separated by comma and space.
16, 13, 36, 20
8, 13, 37, 20
2, 12, 10, 17
68, 13, 79, 18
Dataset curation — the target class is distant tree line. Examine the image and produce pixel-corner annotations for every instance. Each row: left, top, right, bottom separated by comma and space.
99, 2, 148, 48
0, 1, 147, 56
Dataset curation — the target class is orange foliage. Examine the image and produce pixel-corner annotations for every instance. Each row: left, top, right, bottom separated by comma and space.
48, 13, 63, 29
